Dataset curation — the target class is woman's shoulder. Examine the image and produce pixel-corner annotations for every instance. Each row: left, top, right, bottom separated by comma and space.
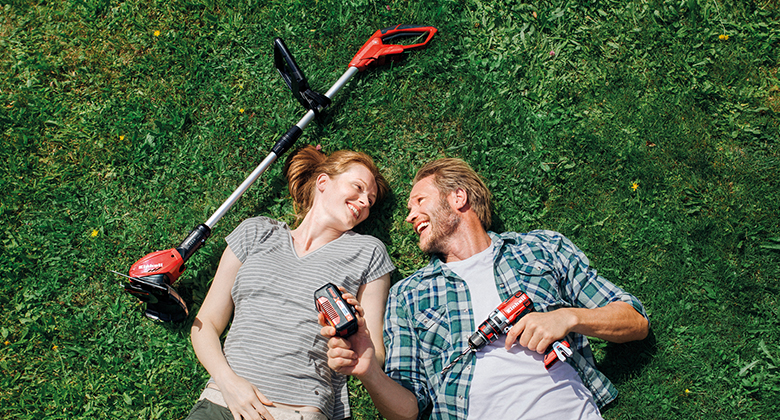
235, 215, 289, 232
340, 230, 388, 251
227, 216, 289, 249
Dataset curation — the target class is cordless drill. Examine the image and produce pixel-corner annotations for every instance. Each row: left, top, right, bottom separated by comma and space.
441, 290, 573, 375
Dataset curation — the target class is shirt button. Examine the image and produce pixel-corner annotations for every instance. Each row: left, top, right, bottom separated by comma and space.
458, 395, 464, 400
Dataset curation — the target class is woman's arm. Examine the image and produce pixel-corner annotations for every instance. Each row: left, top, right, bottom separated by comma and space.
356, 273, 391, 364
191, 246, 240, 383
190, 246, 275, 420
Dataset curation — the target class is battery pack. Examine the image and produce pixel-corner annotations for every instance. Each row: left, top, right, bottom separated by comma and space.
314, 283, 358, 338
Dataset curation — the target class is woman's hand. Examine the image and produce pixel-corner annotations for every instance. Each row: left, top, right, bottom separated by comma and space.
318, 290, 377, 378
214, 373, 276, 420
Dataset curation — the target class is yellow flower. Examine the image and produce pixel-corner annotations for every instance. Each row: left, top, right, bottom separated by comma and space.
91, 230, 99, 237
719, 34, 729, 41
239, 108, 245, 114
3, 341, 9, 346
154, 30, 161, 37
119, 135, 125, 141
685, 389, 691, 394
631, 182, 639, 191
52, 345, 58, 351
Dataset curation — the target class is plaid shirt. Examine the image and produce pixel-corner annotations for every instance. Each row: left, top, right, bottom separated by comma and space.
384, 230, 648, 420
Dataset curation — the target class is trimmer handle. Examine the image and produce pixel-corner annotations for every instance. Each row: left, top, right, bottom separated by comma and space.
349, 24, 438, 71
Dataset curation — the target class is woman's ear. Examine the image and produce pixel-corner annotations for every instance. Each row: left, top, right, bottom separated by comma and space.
316, 172, 330, 193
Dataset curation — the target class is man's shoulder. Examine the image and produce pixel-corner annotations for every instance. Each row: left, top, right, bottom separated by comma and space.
390, 261, 438, 295
495, 229, 569, 247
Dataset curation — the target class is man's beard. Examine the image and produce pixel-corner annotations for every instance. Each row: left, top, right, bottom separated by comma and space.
420, 197, 461, 256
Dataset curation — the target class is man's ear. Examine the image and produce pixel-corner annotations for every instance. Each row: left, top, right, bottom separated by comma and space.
448, 188, 469, 212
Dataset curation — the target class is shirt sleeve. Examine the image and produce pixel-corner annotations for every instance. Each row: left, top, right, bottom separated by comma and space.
550, 232, 648, 320
362, 237, 396, 285
225, 217, 275, 263
383, 287, 431, 417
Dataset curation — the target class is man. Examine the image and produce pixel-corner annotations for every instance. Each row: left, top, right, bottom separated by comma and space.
323, 158, 649, 420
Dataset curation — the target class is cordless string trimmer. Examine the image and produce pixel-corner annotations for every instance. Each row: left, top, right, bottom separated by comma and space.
115, 25, 438, 322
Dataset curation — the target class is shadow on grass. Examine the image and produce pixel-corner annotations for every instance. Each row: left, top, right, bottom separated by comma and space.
599, 328, 658, 413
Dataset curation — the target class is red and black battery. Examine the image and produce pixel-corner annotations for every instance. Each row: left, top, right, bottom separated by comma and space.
315, 283, 358, 338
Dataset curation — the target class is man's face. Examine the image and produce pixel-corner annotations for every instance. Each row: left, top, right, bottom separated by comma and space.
406, 176, 460, 255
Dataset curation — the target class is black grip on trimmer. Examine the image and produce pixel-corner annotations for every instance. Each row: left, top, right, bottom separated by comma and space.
271, 126, 303, 157
274, 38, 331, 113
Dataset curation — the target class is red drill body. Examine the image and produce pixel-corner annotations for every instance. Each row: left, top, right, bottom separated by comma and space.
441, 290, 572, 375
469, 291, 534, 351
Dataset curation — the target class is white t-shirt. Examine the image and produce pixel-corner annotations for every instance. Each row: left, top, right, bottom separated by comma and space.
445, 244, 602, 420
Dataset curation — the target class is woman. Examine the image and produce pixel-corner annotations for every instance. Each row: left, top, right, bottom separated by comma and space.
187, 145, 394, 420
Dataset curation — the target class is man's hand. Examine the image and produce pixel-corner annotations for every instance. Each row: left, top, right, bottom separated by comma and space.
505, 302, 650, 353
504, 310, 576, 354
213, 373, 276, 420
318, 291, 377, 378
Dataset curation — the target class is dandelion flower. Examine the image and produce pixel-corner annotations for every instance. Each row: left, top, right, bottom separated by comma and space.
52, 345, 58, 351
119, 135, 125, 141
91, 230, 99, 237
239, 108, 245, 114
631, 182, 639, 191
719, 34, 729, 41
4, 341, 9, 346
154, 30, 161, 37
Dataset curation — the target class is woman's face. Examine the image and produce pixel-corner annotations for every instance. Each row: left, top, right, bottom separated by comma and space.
317, 163, 378, 230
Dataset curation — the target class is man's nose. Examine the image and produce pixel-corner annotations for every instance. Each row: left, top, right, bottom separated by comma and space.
405, 208, 416, 224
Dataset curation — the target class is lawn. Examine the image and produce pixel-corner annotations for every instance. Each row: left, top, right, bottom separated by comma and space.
1, 0, 779, 418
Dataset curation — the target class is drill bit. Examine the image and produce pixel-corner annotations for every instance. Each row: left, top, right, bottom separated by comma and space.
441, 347, 473, 375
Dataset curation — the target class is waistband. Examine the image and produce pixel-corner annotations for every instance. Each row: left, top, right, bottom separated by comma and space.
199, 387, 330, 420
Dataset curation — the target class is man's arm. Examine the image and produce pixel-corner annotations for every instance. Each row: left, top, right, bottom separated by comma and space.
505, 231, 649, 353
505, 301, 648, 353
322, 317, 420, 420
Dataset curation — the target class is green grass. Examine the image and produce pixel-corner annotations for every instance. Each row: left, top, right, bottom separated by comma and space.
1, 0, 779, 418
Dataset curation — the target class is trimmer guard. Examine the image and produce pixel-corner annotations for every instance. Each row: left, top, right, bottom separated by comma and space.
123, 275, 189, 322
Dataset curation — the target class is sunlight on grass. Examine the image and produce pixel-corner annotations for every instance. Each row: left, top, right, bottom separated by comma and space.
1, 1, 778, 419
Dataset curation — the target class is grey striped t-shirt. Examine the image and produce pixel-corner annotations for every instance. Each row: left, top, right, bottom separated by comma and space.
217, 216, 394, 419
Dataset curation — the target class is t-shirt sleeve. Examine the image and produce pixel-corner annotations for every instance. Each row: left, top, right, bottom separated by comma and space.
362, 237, 396, 285
225, 217, 274, 263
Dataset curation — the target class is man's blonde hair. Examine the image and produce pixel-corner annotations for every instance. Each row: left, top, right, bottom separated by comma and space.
413, 158, 492, 231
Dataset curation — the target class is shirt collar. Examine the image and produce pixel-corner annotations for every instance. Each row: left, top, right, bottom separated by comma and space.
423, 231, 515, 275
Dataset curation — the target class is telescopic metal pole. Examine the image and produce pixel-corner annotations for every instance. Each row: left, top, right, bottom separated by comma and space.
204, 66, 360, 229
